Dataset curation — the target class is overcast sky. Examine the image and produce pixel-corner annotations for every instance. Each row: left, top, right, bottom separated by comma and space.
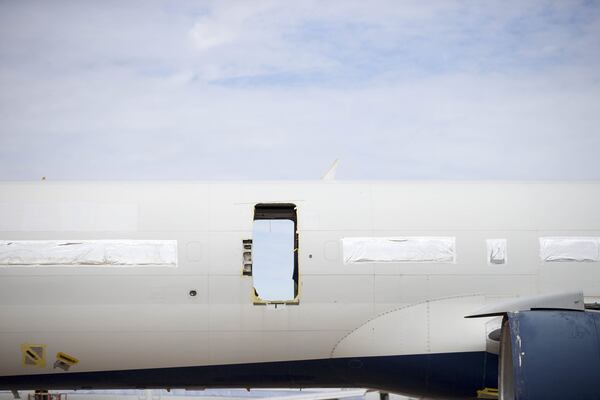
1, 0, 599, 180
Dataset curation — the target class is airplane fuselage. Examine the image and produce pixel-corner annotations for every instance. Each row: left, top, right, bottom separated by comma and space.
1, 181, 599, 398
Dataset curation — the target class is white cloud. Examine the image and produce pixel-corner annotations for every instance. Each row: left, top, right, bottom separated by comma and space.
190, 20, 238, 51
0, 0, 599, 180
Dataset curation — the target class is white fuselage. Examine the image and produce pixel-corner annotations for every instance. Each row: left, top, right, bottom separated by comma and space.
1, 181, 599, 392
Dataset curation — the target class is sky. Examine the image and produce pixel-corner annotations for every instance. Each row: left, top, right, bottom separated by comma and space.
252, 219, 295, 301
1, 0, 600, 180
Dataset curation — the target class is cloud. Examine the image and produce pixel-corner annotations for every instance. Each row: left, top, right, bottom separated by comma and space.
0, 1, 599, 180
183, 0, 600, 83
190, 22, 236, 51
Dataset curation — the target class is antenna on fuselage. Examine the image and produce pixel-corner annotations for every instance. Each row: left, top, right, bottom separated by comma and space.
321, 159, 339, 180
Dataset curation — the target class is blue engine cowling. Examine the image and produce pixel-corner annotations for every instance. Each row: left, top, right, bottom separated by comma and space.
499, 310, 600, 400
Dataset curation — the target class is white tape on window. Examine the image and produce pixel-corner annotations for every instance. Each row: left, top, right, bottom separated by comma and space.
0, 240, 177, 266
540, 237, 600, 262
342, 237, 456, 264
487, 238, 507, 265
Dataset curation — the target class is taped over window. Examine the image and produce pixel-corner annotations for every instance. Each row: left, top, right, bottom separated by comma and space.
342, 237, 456, 264
487, 239, 507, 265
539, 237, 600, 262
0, 240, 177, 266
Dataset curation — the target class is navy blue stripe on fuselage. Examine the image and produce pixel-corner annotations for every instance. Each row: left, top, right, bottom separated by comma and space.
0, 352, 498, 399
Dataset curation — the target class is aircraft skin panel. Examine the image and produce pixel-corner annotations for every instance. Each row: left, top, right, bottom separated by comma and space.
1, 181, 600, 395
331, 295, 486, 358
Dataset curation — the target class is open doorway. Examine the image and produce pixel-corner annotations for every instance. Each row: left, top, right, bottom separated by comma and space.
251, 203, 299, 304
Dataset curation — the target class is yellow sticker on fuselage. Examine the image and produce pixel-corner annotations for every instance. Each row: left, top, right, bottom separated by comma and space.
21, 344, 46, 367
56, 352, 79, 365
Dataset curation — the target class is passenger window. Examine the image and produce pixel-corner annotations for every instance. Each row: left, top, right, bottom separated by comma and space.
487, 238, 507, 265
251, 204, 298, 304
